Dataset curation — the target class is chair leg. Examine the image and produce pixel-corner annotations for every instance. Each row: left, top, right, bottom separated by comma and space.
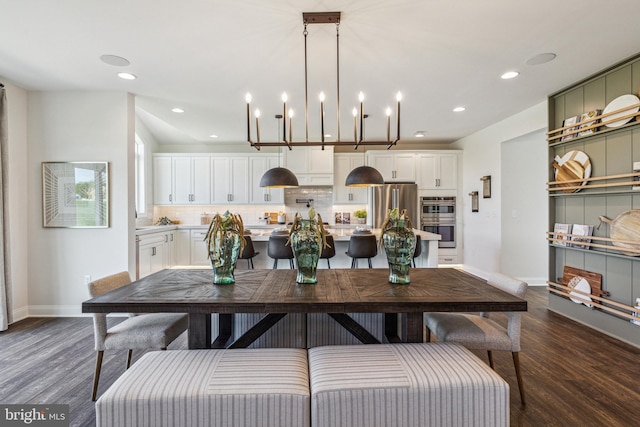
272, 259, 278, 269
487, 350, 494, 369
91, 351, 104, 401
351, 258, 356, 269
368, 258, 372, 268
326, 259, 331, 269
289, 259, 294, 269
512, 352, 526, 405
425, 328, 431, 342
126, 349, 133, 369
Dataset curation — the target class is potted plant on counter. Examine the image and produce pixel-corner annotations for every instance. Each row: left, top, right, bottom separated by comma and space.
204, 211, 245, 284
353, 209, 367, 224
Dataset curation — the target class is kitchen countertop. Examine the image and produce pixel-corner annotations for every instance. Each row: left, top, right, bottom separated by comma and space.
135, 224, 440, 242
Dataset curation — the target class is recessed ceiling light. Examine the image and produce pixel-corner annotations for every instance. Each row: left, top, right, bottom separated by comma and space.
526, 52, 556, 66
209, 134, 218, 138
453, 106, 466, 112
414, 131, 426, 138
324, 134, 332, 138
501, 71, 520, 80
117, 72, 137, 80
171, 108, 184, 113
100, 54, 130, 67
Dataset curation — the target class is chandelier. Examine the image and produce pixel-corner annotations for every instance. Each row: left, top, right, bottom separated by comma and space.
244, 12, 402, 188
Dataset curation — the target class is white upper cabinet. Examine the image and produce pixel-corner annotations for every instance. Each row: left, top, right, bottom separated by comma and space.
416, 153, 458, 190
367, 151, 416, 182
211, 156, 249, 204
173, 156, 212, 204
249, 155, 284, 204
333, 154, 368, 204
153, 156, 173, 205
153, 155, 211, 205
284, 146, 334, 185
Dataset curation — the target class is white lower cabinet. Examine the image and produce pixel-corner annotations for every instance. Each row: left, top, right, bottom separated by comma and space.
190, 229, 210, 266
175, 229, 191, 266
137, 232, 169, 279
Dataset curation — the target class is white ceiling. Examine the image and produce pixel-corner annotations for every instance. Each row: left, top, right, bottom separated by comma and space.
2, 0, 640, 146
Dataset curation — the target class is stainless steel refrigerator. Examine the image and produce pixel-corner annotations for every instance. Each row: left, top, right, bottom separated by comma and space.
372, 182, 419, 228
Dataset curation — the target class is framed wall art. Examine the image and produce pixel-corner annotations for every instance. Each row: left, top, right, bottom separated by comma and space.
42, 161, 110, 228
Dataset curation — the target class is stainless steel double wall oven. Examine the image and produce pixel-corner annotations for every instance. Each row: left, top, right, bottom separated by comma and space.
420, 196, 456, 248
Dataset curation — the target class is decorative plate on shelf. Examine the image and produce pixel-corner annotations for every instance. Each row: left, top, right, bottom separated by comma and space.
553, 150, 591, 193
568, 276, 592, 307
602, 94, 640, 128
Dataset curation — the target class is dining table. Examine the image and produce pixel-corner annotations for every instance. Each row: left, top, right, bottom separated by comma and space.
82, 268, 527, 349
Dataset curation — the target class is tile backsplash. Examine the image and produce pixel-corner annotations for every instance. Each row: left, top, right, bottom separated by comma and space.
284, 186, 333, 223
144, 186, 368, 227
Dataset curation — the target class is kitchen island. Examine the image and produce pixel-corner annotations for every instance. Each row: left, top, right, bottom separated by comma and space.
135, 225, 441, 272
242, 227, 440, 268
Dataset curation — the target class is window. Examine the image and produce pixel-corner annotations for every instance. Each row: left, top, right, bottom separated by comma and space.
135, 135, 146, 215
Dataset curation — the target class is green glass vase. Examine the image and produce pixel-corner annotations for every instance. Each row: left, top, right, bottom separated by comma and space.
290, 219, 322, 284
382, 220, 416, 284
209, 229, 242, 284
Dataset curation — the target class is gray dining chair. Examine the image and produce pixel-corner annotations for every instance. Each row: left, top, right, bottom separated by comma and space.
345, 234, 377, 268
88, 271, 188, 401
423, 272, 528, 404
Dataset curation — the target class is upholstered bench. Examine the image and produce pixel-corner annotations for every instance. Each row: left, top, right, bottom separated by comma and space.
96, 348, 310, 427
308, 343, 509, 427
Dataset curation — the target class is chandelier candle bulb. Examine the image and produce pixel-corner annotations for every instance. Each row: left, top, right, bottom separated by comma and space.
255, 109, 261, 142
288, 108, 294, 142
358, 92, 365, 143
396, 92, 402, 141
245, 93, 252, 143
386, 107, 392, 141
282, 92, 288, 143
319, 92, 325, 143
352, 108, 358, 143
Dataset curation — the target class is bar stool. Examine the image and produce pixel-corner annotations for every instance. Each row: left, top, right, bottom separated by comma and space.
412, 235, 422, 268
345, 234, 377, 268
238, 235, 259, 269
268, 235, 295, 269
320, 235, 336, 268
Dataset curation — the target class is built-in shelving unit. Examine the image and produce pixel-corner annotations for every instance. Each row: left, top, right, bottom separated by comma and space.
547, 53, 640, 347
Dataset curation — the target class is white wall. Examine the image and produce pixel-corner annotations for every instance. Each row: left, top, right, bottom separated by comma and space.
501, 130, 548, 284
2, 79, 29, 322
452, 101, 548, 282
26, 91, 135, 315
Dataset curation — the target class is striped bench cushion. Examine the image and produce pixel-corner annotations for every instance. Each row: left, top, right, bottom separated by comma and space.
308, 343, 509, 427
96, 349, 310, 427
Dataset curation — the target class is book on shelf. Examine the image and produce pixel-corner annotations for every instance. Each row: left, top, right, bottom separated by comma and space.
571, 224, 594, 249
577, 109, 602, 137
553, 223, 572, 246
561, 116, 580, 141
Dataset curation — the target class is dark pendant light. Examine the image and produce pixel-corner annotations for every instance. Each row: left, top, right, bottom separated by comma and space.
260, 166, 299, 188
345, 165, 384, 187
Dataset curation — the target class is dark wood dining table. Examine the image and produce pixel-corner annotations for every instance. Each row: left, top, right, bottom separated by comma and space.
82, 268, 527, 349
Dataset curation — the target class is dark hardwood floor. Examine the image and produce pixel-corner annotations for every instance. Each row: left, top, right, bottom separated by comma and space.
1, 286, 639, 426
